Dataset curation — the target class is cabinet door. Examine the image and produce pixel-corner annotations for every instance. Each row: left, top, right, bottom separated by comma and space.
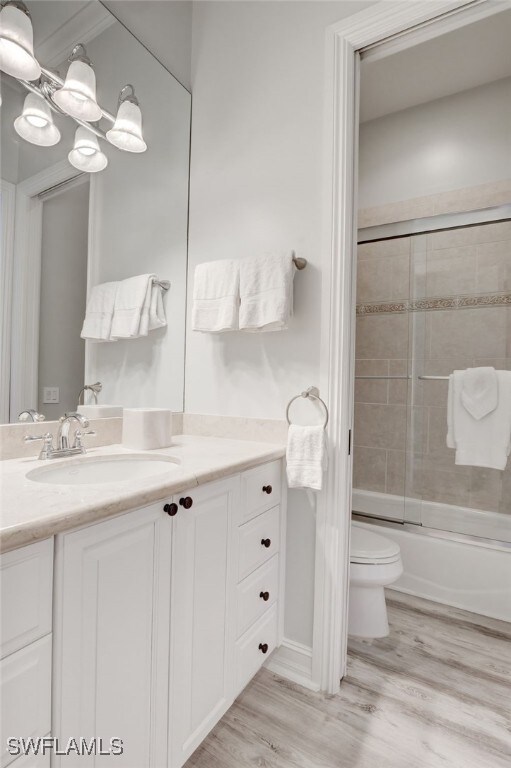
169, 477, 238, 768
53, 503, 172, 768
0, 635, 51, 768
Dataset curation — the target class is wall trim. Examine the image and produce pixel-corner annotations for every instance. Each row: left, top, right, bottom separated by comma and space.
266, 638, 319, 692
316, 0, 498, 695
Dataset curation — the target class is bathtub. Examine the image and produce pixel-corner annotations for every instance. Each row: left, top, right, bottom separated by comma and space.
352, 489, 511, 622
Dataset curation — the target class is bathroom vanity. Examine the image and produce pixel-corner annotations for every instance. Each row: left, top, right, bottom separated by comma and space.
0, 438, 286, 767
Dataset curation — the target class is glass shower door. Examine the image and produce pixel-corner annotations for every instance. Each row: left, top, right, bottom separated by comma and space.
353, 236, 413, 523
408, 220, 511, 543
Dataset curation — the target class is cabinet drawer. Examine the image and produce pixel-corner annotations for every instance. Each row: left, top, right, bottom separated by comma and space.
235, 604, 278, 695
0, 635, 52, 768
1, 540, 53, 659
240, 461, 281, 523
238, 505, 280, 581
237, 555, 279, 638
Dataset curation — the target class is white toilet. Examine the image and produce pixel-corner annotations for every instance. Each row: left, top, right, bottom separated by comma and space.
348, 522, 403, 639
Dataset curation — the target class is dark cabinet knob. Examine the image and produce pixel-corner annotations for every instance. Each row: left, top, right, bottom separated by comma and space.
259, 591, 270, 601
179, 497, 193, 509
259, 643, 269, 654
164, 503, 178, 516
262, 485, 272, 494
261, 538, 271, 548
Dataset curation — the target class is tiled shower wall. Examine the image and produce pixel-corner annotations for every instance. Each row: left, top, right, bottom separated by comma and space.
354, 220, 511, 517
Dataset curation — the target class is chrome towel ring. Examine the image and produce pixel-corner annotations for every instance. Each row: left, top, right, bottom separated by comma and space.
286, 386, 329, 429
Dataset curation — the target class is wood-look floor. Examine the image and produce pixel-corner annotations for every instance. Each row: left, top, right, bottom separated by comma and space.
185, 591, 511, 768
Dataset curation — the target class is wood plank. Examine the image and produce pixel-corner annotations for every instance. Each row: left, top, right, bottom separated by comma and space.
185, 592, 511, 768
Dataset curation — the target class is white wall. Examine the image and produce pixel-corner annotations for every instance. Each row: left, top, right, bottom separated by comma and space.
104, 0, 192, 91
86, 21, 191, 413
38, 181, 89, 420
186, 0, 373, 647
359, 77, 511, 209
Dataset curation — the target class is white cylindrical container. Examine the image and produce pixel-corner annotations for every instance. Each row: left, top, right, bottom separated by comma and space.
122, 408, 173, 450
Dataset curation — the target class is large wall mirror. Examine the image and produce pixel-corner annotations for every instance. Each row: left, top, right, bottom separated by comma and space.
0, 0, 191, 424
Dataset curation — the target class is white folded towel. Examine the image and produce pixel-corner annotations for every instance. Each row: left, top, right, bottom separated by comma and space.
447, 368, 511, 470
239, 254, 294, 332
286, 424, 328, 490
80, 281, 118, 341
460, 367, 498, 420
192, 260, 240, 332
110, 274, 166, 339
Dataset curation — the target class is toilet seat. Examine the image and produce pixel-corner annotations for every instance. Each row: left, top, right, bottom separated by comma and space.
350, 523, 401, 565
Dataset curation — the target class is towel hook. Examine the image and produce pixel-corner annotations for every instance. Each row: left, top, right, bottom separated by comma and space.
286, 386, 329, 429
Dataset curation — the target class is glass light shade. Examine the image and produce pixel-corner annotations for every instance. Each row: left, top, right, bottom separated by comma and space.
68, 127, 108, 173
53, 59, 102, 121
0, 4, 41, 80
106, 99, 146, 153
14, 93, 61, 146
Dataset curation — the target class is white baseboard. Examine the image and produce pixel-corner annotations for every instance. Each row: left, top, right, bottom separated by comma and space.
265, 638, 319, 692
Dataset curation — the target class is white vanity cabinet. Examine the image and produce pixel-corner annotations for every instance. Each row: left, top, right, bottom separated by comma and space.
168, 462, 285, 768
3, 458, 285, 768
53, 502, 172, 767
169, 477, 238, 767
0, 539, 53, 768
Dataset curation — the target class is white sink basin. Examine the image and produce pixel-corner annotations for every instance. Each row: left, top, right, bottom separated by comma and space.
26, 454, 180, 485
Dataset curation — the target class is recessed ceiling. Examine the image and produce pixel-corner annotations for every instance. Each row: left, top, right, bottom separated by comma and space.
360, 7, 511, 123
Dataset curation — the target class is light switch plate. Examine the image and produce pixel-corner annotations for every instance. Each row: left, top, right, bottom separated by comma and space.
43, 387, 59, 404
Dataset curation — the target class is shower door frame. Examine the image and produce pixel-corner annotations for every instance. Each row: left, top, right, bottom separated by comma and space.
316, 0, 506, 694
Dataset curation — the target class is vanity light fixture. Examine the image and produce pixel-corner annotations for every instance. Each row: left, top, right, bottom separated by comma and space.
0, 11, 147, 172
0, 0, 40, 81
14, 92, 61, 146
106, 84, 147, 153
52, 44, 102, 122
68, 126, 108, 173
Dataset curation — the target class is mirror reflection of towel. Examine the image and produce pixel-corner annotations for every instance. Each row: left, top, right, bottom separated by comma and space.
80, 281, 118, 341
111, 274, 166, 339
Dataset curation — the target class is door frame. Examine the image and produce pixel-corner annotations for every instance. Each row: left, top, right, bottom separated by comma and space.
314, 0, 503, 694
9, 161, 86, 421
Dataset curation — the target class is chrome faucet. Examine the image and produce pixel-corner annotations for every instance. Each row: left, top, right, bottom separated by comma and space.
24, 412, 96, 460
57, 412, 90, 450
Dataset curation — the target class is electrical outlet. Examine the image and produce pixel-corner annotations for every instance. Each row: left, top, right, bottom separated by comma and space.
43, 387, 59, 404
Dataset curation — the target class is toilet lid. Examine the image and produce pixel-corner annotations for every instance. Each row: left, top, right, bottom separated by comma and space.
350, 523, 401, 564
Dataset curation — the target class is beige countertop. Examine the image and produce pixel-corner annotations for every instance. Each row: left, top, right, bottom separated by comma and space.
0, 435, 285, 553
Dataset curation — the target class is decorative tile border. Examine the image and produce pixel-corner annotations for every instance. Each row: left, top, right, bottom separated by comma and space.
357, 301, 408, 315
357, 292, 511, 316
